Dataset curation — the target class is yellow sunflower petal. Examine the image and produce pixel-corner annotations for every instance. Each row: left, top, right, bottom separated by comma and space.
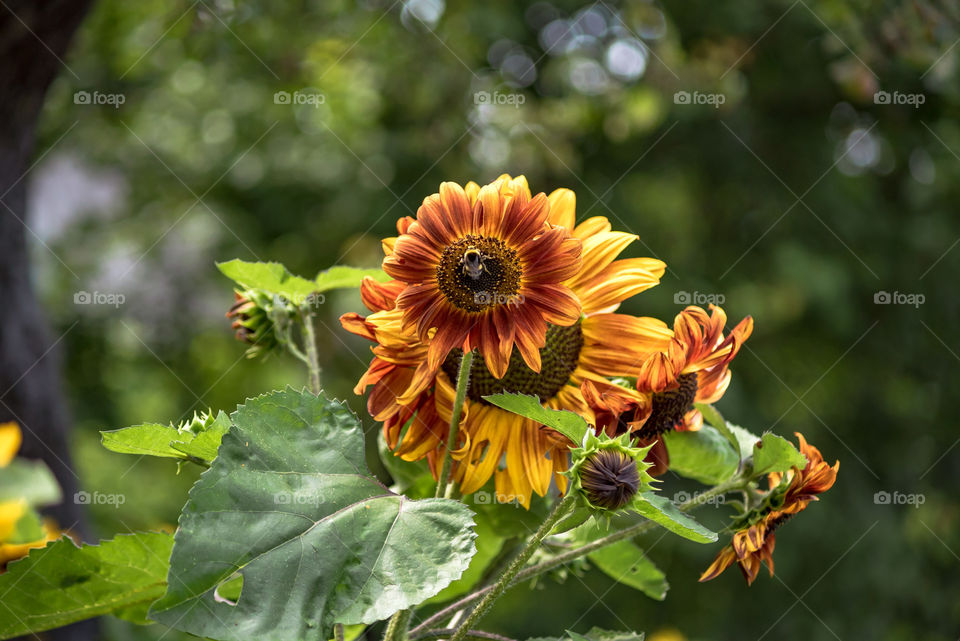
0, 422, 21, 467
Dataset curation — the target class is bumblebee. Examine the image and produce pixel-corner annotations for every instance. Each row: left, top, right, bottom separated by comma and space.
460, 248, 488, 280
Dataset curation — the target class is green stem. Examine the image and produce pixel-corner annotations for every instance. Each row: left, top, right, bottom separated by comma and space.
411, 630, 517, 641
435, 350, 473, 498
302, 309, 322, 395
411, 476, 747, 637
383, 608, 412, 641
334, 624, 345, 641
449, 492, 578, 641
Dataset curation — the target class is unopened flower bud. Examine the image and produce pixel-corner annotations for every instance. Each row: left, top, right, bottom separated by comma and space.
566, 431, 655, 513
579, 449, 641, 510
226, 290, 280, 358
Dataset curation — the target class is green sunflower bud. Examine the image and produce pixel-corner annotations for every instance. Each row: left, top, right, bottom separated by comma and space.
226, 289, 283, 358
567, 431, 656, 513
177, 410, 218, 436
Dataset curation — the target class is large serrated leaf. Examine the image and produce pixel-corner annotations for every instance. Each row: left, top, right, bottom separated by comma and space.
483, 392, 588, 444
149, 388, 477, 641
0, 532, 173, 638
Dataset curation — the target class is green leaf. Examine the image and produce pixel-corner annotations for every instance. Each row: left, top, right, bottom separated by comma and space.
101, 423, 183, 459
693, 402, 741, 457
752, 432, 807, 477
663, 426, 739, 484
631, 493, 717, 543
102, 412, 230, 466
314, 266, 389, 292
423, 510, 505, 605
149, 388, 477, 641
574, 628, 644, 641
483, 392, 588, 445
726, 423, 763, 461
217, 259, 319, 299
0, 532, 173, 637
5, 508, 45, 544
0, 459, 61, 506
530, 628, 645, 641
551, 505, 593, 535
574, 522, 667, 600
169, 411, 230, 462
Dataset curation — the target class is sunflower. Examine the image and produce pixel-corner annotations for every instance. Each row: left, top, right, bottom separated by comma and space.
582, 304, 753, 475
382, 176, 583, 381
0, 423, 59, 566
342, 175, 669, 507
699, 433, 839, 585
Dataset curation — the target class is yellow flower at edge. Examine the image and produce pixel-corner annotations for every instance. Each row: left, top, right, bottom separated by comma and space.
0, 423, 59, 567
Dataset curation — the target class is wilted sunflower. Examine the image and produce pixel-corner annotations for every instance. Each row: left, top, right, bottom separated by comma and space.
582, 304, 753, 475
699, 433, 839, 585
342, 175, 670, 507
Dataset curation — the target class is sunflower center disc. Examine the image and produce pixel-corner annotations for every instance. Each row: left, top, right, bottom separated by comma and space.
640, 372, 699, 436
436, 235, 522, 313
441, 321, 584, 403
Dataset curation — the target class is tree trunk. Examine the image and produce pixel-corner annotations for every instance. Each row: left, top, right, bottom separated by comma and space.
0, 1, 96, 638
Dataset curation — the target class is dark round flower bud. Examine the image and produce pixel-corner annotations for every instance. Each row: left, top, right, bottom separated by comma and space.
579, 449, 641, 510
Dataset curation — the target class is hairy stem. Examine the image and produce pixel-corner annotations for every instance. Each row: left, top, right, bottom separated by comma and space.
302, 309, 322, 395
449, 492, 578, 641
334, 624, 345, 641
384, 609, 412, 641
412, 476, 746, 637
435, 350, 473, 498
412, 629, 518, 641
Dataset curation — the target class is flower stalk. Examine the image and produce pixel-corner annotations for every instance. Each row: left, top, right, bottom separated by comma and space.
302, 308, 322, 395
410, 475, 747, 638
448, 490, 579, 641
435, 350, 473, 498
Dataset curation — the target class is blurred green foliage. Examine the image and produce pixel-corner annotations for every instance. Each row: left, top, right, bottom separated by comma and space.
28, 0, 960, 639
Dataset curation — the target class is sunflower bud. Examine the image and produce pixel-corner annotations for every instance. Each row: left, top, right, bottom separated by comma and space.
177, 410, 218, 436
226, 289, 281, 358
579, 449, 641, 510
567, 431, 655, 513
